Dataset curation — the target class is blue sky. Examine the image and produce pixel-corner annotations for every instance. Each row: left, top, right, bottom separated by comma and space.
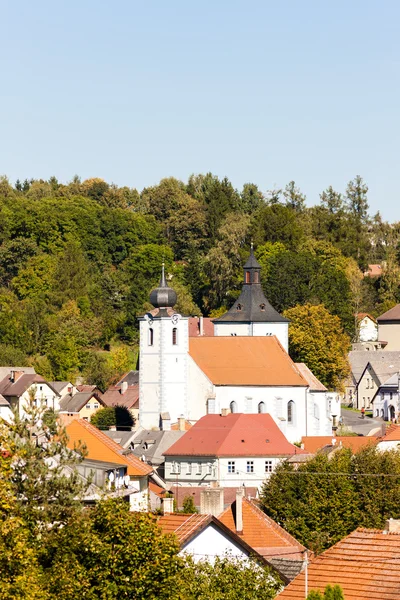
1, 0, 399, 219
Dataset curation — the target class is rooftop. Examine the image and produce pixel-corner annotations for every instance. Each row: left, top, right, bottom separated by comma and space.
164, 413, 306, 458
377, 304, 400, 322
170, 485, 258, 511
301, 436, 377, 454
188, 317, 214, 337
0, 373, 59, 398
277, 528, 400, 599
295, 363, 327, 392
65, 419, 152, 477
189, 337, 307, 387
59, 391, 104, 413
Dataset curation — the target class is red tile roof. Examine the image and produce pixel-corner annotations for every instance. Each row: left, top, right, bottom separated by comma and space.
379, 424, 400, 442
188, 317, 214, 337
277, 528, 400, 599
171, 420, 192, 431
219, 498, 306, 560
149, 481, 166, 498
65, 419, 152, 477
101, 383, 139, 409
157, 513, 211, 543
364, 264, 383, 278
189, 337, 307, 387
295, 363, 327, 392
164, 413, 306, 457
357, 313, 377, 323
301, 436, 377, 454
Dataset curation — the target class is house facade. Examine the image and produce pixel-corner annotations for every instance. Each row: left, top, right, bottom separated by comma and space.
163, 413, 305, 489
0, 369, 61, 419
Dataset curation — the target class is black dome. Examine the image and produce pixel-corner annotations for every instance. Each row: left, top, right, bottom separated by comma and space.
149, 264, 177, 309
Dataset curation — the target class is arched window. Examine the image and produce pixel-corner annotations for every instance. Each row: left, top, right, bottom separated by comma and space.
172, 327, 178, 345
230, 401, 238, 414
148, 328, 154, 346
245, 271, 250, 283
258, 401, 266, 414
287, 400, 295, 424
253, 271, 259, 283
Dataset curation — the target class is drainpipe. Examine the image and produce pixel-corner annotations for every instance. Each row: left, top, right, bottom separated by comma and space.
305, 387, 308, 436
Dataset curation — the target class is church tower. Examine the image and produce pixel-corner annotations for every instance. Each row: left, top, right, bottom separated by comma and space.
212, 246, 289, 351
138, 265, 189, 430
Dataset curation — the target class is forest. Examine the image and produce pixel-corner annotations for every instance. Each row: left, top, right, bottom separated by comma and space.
0, 173, 398, 389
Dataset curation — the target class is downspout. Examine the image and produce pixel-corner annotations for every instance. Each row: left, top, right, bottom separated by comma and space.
305, 386, 308, 437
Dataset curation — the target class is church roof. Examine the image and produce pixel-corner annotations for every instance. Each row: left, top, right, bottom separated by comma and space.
189, 337, 307, 387
213, 247, 289, 324
149, 264, 177, 309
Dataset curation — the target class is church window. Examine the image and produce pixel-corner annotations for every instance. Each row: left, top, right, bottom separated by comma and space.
287, 400, 295, 424
207, 398, 216, 414
230, 401, 238, 413
148, 328, 154, 346
171, 461, 180, 474
245, 397, 253, 413
258, 401, 266, 414
245, 271, 250, 283
253, 271, 259, 283
172, 328, 178, 345
228, 461, 235, 473
314, 404, 319, 420
246, 460, 254, 473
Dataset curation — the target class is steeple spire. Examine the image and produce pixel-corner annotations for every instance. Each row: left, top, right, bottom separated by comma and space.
149, 264, 177, 309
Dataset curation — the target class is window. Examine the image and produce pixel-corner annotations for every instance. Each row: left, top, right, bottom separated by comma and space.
207, 463, 212, 475
253, 271, 259, 283
326, 398, 332, 417
245, 271, 250, 283
260, 303, 265, 311
390, 392, 393, 400
86, 404, 91, 410
245, 397, 253, 413
265, 460, 273, 473
148, 328, 154, 346
171, 462, 181, 474
246, 461, 254, 473
207, 398, 216, 414
366, 378, 370, 389
236, 303, 242, 311
287, 400, 295, 424
172, 328, 178, 345
228, 461, 235, 473
196, 462, 202, 475
186, 462, 192, 475
314, 404, 319, 420
258, 401, 266, 414
93, 403, 99, 409
230, 401, 238, 414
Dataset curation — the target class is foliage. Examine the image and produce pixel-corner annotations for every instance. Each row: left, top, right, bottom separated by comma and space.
90, 405, 134, 430
181, 495, 198, 514
181, 554, 282, 600
284, 304, 350, 390
307, 584, 345, 599
260, 445, 400, 553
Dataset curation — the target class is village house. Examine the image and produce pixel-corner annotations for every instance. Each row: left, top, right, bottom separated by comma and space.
0, 368, 60, 420
102, 371, 140, 426
65, 418, 152, 511
138, 249, 340, 442
357, 356, 400, 412
59, 389, 105, 421
163, 412, 305, 489
277, 522, 400, 599
373, 373, 400, 421
377, 304, 400, 351
356, 312, 378, 343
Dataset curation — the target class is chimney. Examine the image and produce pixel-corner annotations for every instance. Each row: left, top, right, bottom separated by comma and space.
385, 519, 400, 533
163, 497, 174, 515
161, 412, 171, 431
109, 425, 117, 431
200, 488, 224, 517
10, 370, 23, 383
120, 381, 128, 395
178, 416, 186, 431
235, 488, 244, 534
221, 408, 230, 417
199, 316, 204, 336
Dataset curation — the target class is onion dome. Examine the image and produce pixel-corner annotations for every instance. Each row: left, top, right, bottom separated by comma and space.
149, 264, 177, 309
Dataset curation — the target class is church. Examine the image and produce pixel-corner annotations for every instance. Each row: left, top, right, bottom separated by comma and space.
138, 248, 340, 443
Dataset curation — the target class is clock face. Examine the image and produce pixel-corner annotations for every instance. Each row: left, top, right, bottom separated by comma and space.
171, 313, 180, 325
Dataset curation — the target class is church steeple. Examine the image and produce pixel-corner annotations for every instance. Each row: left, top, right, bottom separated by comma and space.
243, 243, 261, 285
149, 263, 177, 309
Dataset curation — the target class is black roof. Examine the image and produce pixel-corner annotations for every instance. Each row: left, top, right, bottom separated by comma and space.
213, 247, 289, 324
149, 264, 177, 309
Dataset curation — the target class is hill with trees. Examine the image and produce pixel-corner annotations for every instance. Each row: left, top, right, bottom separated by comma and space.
0, 173, 399, 390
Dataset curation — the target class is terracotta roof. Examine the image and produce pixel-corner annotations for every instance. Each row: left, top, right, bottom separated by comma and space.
171, 420, 192, 431
301, 436, 377, 454
157, 513, 211, 543
0, 374, 59, 398
189, 337, 307, 387
101, 383, 139, 409
357, 313, 377, 323
164, 413, 306, 457
364, 264, 383, 277
380, 424, 400, 442
188, 317, 214, 337
149, 481, 166, 498
170, 485, 258, 511
220, 498, 306, 560
295, 364, 327, 392
65, 419, 152, 477
76, 384, 98, 393
277, 528, 400, 599
377, 304, 400, 322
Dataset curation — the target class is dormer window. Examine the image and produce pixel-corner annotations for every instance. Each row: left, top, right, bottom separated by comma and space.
245, 271, 250, 283
236, 304, 242, 311
260, 303, 265, 311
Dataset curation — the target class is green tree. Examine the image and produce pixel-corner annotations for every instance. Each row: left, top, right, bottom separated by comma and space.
284, 303, 350, 390
307, 584, 345, 599
182, 495, 198, 514
283, 180, 306, 212
90, 405, 134, 430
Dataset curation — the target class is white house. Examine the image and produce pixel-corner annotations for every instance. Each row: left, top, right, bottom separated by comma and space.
373, 373, 400, 421
357, 313, 378, 342
163, 412, 306, 489
138, 249, 340, 440
0, 369, 61, 420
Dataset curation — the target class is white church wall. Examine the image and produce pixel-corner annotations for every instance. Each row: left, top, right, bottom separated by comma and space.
214, 323, 289, 352
187, 356, 214, 422
213, 323, 251, 337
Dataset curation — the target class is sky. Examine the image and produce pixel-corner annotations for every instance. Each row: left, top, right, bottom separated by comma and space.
1, 0, 399, 220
